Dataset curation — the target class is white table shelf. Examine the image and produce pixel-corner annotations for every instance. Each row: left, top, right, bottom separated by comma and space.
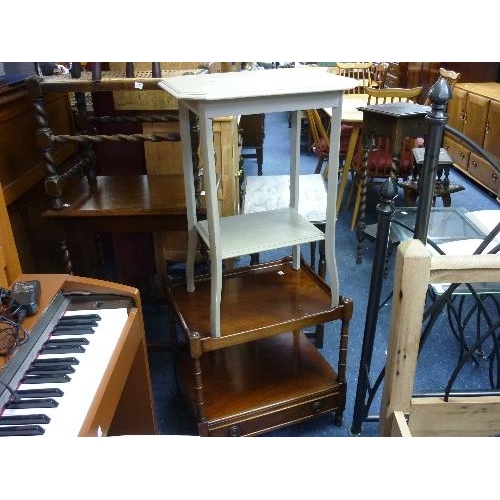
159, 68, 357, 337
197, 208, 326, 260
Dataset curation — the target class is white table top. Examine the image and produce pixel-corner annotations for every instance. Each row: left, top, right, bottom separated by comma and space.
158, 67, 357, 101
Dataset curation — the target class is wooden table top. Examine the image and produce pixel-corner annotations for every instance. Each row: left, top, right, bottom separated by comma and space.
43, 174, 191, 217
323, 93, 368, 122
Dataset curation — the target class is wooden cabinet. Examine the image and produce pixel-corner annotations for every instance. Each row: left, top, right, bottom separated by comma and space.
446, 86, 467, 131
443, 82, 500, 198
484, 99, 500, 159
463, 92, 490, 145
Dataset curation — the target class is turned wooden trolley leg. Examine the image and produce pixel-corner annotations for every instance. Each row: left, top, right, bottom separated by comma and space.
192, 356, 208, 435
334, 297, 352, 426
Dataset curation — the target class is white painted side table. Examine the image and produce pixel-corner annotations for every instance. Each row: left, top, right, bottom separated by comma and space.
159, 68, 356, 337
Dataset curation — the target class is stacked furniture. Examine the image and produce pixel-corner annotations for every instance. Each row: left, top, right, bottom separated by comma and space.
443, 82, 500, 200
159, 68, 356, 436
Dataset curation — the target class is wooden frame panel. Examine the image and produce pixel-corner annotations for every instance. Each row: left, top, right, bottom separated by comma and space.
380, 238, 500, 437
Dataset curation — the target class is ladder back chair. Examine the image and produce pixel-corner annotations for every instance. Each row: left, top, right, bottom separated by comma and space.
370, 62, 389, 89
332, 63, 373, 94
307, 108, 356, 196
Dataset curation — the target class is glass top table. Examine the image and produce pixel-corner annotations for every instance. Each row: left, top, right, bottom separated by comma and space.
390, 206, 500, 294
391, 207, 486, 244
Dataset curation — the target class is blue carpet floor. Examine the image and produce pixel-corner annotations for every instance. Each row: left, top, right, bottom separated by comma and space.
145, 111, 499, 437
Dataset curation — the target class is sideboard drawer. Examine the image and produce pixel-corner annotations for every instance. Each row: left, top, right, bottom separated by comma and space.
443, 134, 470, 171
469, 152, 500, 193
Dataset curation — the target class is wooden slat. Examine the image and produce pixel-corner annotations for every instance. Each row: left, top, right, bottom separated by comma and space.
429, 254, 500, 284
378, 239, 431, 436
408, 397, 500, 437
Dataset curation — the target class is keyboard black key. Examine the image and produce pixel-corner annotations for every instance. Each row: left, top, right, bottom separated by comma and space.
40, 345, 85, 354
51, 327, 95, 336
21, 374, 71, 384
6, 398, 59, 409
58, 313, 101, 322
0, 425, 45, 436
31, 357, 79, 366
44, 338, 89, 345
27, 365, 75, 375
30, 360, 77, 371
0, 414, 50, 425
15, 388, 64, 398
56, 322, 97, 330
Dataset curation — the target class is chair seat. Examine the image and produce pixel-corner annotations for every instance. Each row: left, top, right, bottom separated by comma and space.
243, 174, 327, 223
352, 137, 414, 177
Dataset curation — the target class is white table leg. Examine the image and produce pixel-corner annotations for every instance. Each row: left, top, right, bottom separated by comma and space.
179, 103, 198, 292
199, 112, 223, 337
326, 103, 341, 306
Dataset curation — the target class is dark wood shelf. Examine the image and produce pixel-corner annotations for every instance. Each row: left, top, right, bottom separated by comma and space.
177, 331, 346, 436
42, 174, 204, 232
169, 256, 352, 352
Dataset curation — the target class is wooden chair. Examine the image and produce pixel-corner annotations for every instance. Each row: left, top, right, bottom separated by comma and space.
365, 85, 423, 105
308, 105, 355, 182
370, 62, 389, 88
308, 109, 333, 175
347, 86, 423, 230
332, 63, 373, 94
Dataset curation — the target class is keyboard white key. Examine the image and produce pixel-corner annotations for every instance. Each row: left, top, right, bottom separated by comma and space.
1, 307, 128, 436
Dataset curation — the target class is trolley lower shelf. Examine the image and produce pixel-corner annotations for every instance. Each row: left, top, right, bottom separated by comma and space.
176, 331, 347, 437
